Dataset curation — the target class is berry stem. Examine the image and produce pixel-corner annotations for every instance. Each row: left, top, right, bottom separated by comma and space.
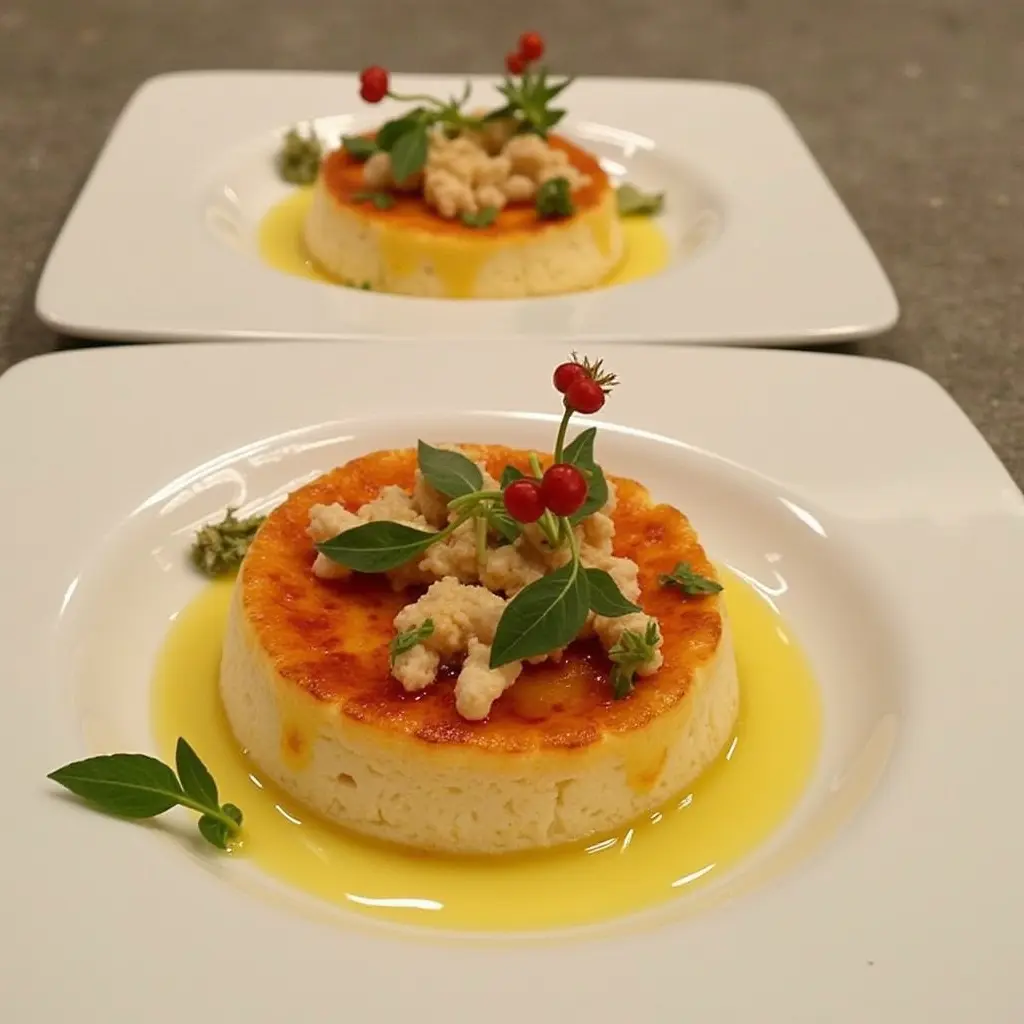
386, 91, 448, 107
553, 403, 574, 463
447, 489, 503, 512
527, 452, 561, 547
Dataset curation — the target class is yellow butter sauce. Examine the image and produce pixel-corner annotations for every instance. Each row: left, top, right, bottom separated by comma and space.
256, 187, 670, 294
152, 568, 819, 932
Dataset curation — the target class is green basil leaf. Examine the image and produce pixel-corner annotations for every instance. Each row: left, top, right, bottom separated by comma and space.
417, 441, 483, 498
585, 569, 641, 617
222, 803, 243, 827
490, 561, 590, 667
390, 124, 429, 182
48, 753, 184, 819
616, 183, 665, 217
175, 738, 218, 807
342, 135, 378, 160
562, 427, 597, 469
499, 465, 525, 488
659, 562, 723, 595
486, 505, 522, 544
376, 111, 425, 151
570, 463, 609, 524
316, 521, 438, 572
198, 814, 231, 850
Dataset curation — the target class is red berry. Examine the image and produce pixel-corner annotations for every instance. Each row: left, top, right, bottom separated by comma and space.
503, 478, 546, 523
565, 376, 606, 414
505, 51, 526, 75
540, 464, 588, 517
518, 31, 545, 63
553, 361, 588, 394
359, 65, 389, 103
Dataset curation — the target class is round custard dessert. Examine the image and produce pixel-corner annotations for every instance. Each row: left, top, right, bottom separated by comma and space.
220, 445, 739, 855
302, 137, 624, 299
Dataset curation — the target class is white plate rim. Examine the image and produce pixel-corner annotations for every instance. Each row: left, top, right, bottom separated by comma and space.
3, 341, 1020, 1024
35, 70, 898, 346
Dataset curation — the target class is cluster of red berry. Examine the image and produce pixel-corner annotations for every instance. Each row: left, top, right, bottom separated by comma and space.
505, 31, 545, 75
501, 359, 609, 524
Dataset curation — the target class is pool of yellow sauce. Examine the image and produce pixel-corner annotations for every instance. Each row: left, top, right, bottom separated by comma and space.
257, 188, 670, 294
152, 568, 819, 932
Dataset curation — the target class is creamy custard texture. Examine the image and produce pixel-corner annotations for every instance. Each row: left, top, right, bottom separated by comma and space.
258, 188, 669, 295
152, 567, 820, 933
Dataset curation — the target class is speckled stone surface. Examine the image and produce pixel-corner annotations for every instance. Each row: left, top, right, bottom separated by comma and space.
1, 1, 1021, 481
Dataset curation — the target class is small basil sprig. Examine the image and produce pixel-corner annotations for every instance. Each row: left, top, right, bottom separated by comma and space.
461, 207, 499, 229
659, 562, 723, 595
616, 183, 664, 217
536, 177, 574, 218
317, 520, 439, 573
390, 619, 434, 663
276, 126, 322, 184
47, 738, 242, 850
191, 508, 266, 577
353, 190, 396, 210
487, 67, 574, 137
608, 621, 661, 698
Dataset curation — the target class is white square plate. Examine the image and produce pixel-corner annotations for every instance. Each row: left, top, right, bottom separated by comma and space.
36, 71, 897, 346
1, 342, 1021, 1023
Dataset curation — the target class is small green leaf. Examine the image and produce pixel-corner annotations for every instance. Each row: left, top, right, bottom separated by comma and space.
376, 111, 426, 151
569, 463, 609, 524
175, 738, 218, 807
316, 521, 438, 573
342, 135, 379, 160
222, 803, 243, 827
586, 569, 641, 617
659, 562, 723, 596
390, 124, 429, 182
48, 753, 184, 819
499, 465, 525, 488
608, 620, 660, 699
536, 176, 575, 218
460, 206, 499, 229
562, 427, 598, 470
198, 814, 231, 850
617, 183, 665, 217
352, 190, 395, 210
390, 619, 435, 664
490, 560, 591, 667
417, 441, 484, 498
486, 504, 521, 544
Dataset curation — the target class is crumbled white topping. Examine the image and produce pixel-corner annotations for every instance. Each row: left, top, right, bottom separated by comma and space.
394, 576, 506, 658
391, 644, 441, 692
362, 126, 592, 221
307, 455, 658, 720
593, 611, 664, 676
455, 639, 522, 720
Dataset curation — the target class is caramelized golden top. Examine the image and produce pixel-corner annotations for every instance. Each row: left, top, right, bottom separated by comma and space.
241, 446, 723, 752
320, 135, 610, 237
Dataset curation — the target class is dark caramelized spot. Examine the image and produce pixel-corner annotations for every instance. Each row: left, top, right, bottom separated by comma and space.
242, 445, 723, 754
320, 135, 609, 238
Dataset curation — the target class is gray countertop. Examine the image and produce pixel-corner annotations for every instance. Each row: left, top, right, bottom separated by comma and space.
1, 0, 1021, 482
